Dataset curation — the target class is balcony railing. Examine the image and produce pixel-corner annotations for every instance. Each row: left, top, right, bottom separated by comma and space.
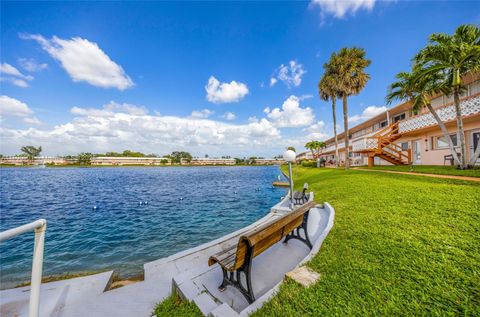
399, 96, 480, 133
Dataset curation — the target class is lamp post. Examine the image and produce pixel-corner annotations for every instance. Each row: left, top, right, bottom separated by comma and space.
283, 150, 296, 208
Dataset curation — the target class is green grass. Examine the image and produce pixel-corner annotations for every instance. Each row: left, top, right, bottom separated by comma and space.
154, 290, 202, 317
360, 165, 480, 178
252, 167, 480, 316
153, 167, 480, 316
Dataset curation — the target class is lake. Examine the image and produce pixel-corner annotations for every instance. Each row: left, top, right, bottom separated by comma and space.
0, 166, 286, 289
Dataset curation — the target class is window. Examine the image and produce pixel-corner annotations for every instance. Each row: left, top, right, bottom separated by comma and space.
393, 113, 406, 122
380, 120, 387, 128
401, 142, 409, 150
433, 134, 458, 149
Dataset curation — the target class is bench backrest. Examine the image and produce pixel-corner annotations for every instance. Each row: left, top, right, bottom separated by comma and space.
232, 200, 316, 270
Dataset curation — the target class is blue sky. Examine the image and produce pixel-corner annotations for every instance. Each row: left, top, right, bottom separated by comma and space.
0, 1, 478, 157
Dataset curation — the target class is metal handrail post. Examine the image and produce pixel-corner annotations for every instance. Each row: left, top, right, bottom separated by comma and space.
29, 221, 46, 317
0, 219, 47, 317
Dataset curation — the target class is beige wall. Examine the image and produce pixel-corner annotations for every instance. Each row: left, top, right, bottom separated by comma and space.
396, 120, 480, 165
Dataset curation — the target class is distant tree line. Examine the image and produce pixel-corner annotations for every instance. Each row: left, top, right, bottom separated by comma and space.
2, 147, 285, 166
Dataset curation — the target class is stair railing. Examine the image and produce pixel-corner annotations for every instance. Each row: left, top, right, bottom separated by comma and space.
0, 219, 47, 317
382, 143, 412, 164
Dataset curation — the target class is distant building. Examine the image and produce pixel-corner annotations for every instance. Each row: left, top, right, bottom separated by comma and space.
0, 156, 71, 165
296, 151, 314, 161
91, 157, 171, 166
181, 158, 236, 165
251, 158, 284, 165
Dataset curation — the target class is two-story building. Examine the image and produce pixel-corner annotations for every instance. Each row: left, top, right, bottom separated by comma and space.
319, 73, 480, 166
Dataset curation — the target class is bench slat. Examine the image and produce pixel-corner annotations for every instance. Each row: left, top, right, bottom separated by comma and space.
208, 200, 316, 272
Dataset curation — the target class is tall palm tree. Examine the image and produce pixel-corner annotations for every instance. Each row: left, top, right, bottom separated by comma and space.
330, 47, 371, 170
415, 24, 480, 169
386, 68, 461, 165
318, 72, 340, 167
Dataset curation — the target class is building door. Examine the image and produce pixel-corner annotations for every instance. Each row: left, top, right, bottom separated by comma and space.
412, 140, 421, 165
471, 130, 480, 165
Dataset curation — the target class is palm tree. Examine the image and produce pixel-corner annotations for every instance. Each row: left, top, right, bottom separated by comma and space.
305, 141, 317, 159
318, 71, 340, 167
415, 24, 480, 169
330, 47, 371, 170
20, 145, 42, 162
305, 141, 326, 160
386, 68, 461, 165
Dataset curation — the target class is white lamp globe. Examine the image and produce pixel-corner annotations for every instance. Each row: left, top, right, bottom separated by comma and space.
283, 150, 296, 162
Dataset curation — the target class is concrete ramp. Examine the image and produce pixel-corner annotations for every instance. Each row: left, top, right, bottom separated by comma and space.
0, 271, 113, 317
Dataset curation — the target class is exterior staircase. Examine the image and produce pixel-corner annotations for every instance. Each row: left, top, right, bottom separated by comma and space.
353, 123, 412, 166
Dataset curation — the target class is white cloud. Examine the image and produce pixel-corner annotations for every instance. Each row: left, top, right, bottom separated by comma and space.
0, 101, 283, 156
311, 0, 376, 19
71, 101, 148, 117
190, 109, 214, 119
21, 34, 134, 90
18, 58, 48, 72
349, 105, 387, 123
0, 95, 33, 116
299, 94, 314, 101
270, 60, 306, 88
0, 95, 41, 125
303, 121, 329, 140
264, 95, 315, 128
205, 76, 249, 104
23, 116, 42, 125
222, 112, 236, 121
0, 63, 34, 87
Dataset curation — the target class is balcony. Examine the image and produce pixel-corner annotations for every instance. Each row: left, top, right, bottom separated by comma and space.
398, 95, 480, 134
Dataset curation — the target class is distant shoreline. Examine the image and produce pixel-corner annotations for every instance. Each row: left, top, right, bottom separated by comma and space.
0, 164, 284, 168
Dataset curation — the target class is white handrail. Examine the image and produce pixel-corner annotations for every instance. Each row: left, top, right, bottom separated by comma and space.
0, 219, 47, 317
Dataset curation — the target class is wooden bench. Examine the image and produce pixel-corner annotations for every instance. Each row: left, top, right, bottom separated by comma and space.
208, 201, 316, 303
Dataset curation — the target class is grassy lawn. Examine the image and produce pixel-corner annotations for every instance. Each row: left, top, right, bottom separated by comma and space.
154, 290, 201, 317
359, 165, 480, 178
155, 167, 480, 316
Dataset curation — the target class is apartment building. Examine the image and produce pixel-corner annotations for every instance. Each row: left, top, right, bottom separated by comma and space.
251, 158, 285, 165
181, 158, 236, 165
91, 157, 172, 165
318, 73, 480, 166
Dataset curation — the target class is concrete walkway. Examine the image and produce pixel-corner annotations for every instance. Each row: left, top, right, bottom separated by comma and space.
353, 168, 480, 182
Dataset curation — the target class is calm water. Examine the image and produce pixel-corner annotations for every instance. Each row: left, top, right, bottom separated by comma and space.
0, 166, 286, 289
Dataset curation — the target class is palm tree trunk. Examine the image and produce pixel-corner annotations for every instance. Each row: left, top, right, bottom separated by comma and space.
453, 89, 467, 169
426, 103, 461, 165
469, 142, 480, 166
342, 94, 349, 170
332, 97, 339, 168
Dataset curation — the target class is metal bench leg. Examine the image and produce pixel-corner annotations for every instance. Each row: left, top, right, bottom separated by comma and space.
216, 247, 256, 304
284, 211, 313, 249
218, 267, 228, 292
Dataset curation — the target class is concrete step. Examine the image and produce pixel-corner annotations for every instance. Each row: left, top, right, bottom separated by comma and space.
56, 277, 171, 317
0, 271, 113, 317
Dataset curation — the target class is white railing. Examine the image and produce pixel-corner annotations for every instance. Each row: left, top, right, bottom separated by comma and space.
0, 219, 47, 317
352, 137, 378, 152
399, 96, 480, 133
323, 142, 345, 153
